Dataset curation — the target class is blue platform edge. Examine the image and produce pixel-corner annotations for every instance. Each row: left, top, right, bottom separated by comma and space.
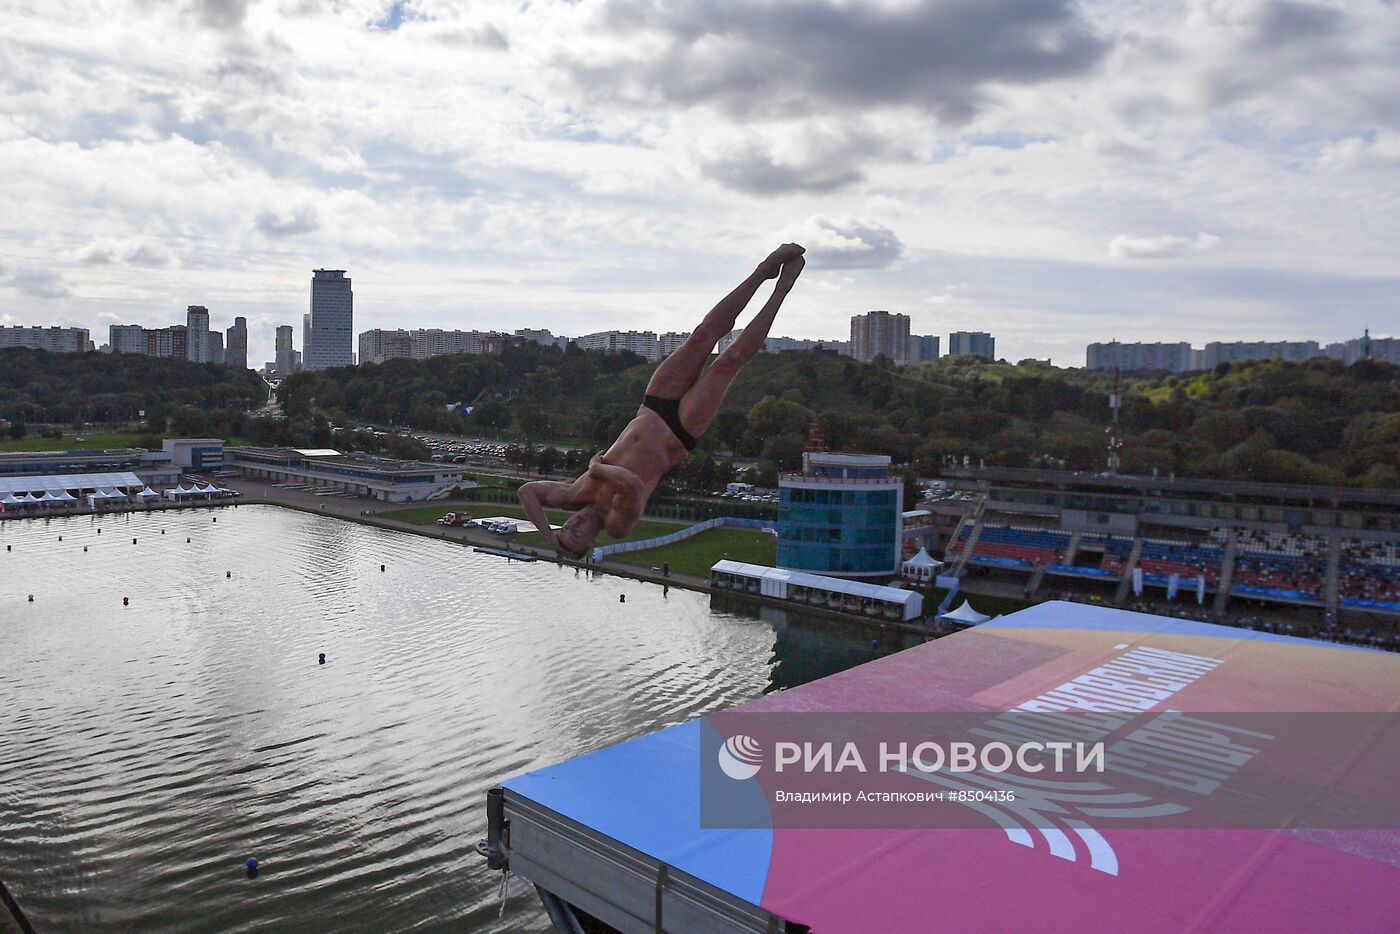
503, 717, 774, 905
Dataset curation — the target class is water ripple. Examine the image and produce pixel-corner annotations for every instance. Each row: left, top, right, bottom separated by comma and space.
1, 505, 804, 931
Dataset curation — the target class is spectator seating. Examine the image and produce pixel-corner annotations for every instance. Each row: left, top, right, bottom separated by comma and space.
1083, 535, 1134, 577
1231, 531, 1328, 602
966, 524, 1070, 570
1339, 539, 1400, 610
1138, 538, 1224, 585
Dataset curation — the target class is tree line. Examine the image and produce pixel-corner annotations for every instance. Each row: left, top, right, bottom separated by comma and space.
4, 345, 1396, 488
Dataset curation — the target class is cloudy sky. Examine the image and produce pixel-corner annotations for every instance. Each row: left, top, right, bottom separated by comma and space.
1, 0, 1397, 368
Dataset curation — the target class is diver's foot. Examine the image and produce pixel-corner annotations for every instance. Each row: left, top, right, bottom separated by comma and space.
758, 242, 805, 279
777, 254, 806, 287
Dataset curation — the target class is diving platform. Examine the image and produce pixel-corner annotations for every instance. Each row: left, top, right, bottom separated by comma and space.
483, 602, 1400, 932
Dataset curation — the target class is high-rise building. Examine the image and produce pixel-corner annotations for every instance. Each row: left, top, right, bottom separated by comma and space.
186, 305, 210, 363
764, 335, 851, 354
109, 324, 147, 355
359, 329, 413, 364
576, 330, 661, 360
948, 331, 995, 358
1086, 341, 1195, 372
273, 325, 300, 378
357, 328, 511, 364
717, 331, 850, 355
304, 269, 354, 370
146, 325, 187, 359
209, 330, 225, 366
658, 332, 691, 357
850, 310, 910, 363
0, 326, 92, 353
778, 451, 904, 578
515, 328, 568, 349
225, 317, 248, 369
912, 334, 940, 362
1199, 341, 1321, 369
1326, 329, 1400, 365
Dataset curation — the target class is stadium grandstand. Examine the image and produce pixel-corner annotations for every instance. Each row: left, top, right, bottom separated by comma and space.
931, 467, 1400, 629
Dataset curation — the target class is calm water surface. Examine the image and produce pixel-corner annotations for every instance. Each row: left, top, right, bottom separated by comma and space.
0, 506, 910, 932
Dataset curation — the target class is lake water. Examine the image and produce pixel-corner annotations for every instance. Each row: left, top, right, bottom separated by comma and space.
0, 505, 912, 932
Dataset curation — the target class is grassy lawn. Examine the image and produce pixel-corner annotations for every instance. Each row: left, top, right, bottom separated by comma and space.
613, 528, 777, 578
0, 432, 146, 452
464, 473, 517, 488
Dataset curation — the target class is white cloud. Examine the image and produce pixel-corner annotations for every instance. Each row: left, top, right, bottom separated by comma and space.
789, 216, 904, 270
1108, 233, 1222, 260
1317, 134, 1400, 172
255, 204, 321, 237
76, 239, 174, 267
0, 0, 1396, 366
7, 267, 72, 299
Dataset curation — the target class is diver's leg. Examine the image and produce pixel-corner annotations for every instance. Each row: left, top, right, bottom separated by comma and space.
645, 244, 805, 398
677, 256, 803, 436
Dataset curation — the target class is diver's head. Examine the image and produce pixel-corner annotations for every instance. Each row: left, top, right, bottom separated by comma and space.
556, 507, 603, 560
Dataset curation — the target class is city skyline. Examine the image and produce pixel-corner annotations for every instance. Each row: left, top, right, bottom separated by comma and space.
4, 302, 1394, 374
1, 2, 1397, 370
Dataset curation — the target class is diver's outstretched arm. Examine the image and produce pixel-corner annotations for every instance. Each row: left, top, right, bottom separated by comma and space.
517, 479, 576, 549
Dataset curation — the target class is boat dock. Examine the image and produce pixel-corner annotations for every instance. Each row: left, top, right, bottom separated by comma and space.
472, 546, 537, 562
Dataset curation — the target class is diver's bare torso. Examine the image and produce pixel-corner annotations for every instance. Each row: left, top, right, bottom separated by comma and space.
566, 407, 687, 522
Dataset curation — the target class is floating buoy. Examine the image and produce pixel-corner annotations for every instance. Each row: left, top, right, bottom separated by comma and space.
28, 594, 34, 602
123, 597, 129, 606
96, 528, 101, 534
226, 571, 231, 579
619, 594, 626, 603
186, 537, 191, 543
318, 653, 326, 665
84, 546, 88, 552
213, 517, 217, 523
161, 529, 165, 535
133, 538, 138, 544
58, 535, 62, 541
6, 544, 10, 551
246, 857, 259, 871
380, 564, 385, 572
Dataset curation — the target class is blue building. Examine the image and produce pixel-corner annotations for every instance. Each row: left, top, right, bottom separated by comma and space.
778, 451, 904, 578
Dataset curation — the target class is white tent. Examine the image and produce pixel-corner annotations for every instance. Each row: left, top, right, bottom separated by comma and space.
940, 600, 991, 626
901, 547, 943, 583
53, 490, 77, 503
1, 492, 25, 506
137, 487, 161, 500
165, 485, 192, 500
36, 491, 62, 505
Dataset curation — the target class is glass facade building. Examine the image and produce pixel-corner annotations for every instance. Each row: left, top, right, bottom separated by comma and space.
304, 269, 354, 371
778, 452, 904, 577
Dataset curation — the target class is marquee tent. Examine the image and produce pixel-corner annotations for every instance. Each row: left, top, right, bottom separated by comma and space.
939, 599, 991, 626
900, 547, 943, 583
